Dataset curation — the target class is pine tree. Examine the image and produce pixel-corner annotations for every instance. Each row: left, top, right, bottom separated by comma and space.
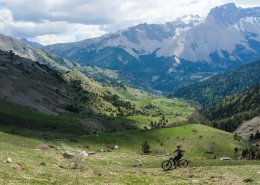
242, 148, 249, 158
234, 147, 239, 160
249, 134, 255, 141
256, 151, 260, 160
255, 130, 260, 139
250, 148, 256, 160
141, 140, 151, 154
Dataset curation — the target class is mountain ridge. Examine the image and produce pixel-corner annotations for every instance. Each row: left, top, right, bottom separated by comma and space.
172, 59, 260, 106
20, 38, 44, 49
202, 85, 260, 132
44, 3, 260, 93
0, 34, 78, 72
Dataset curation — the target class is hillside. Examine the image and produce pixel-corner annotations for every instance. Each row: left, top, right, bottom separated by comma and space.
172, 59, 260, 106
0, 34, 78, 71
0, 47, 145, 117
1, 124, 258, 184
0, 49, 195, 135
201, 85, 260, 132
0, 49, 129, 116
0, 49, 75, 115
45, 3, 260, 93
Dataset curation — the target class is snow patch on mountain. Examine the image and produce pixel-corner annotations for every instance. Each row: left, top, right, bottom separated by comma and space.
45, 3, 260, 68
156, 4, 260, 62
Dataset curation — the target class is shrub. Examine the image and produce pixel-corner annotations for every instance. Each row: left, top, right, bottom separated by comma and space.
255, 130, 260, 139
249, 134, 255, 142
234, 147, 239, 160
160, 142, 164, 147
256, 151, 260, 160
141, 140, 151, 154
242, 148, 249, 158
106, 144, 115, 150
233, 133, 240, 141
48, 144, 56, 149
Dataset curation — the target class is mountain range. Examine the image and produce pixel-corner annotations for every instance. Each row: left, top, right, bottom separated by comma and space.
44, 3, 260, 93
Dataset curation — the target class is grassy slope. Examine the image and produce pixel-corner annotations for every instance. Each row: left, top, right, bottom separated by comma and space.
0, 124, 258, 184
0, 76, 195, 136
0, 91, 194, 139
79, 124, 247, 158
104, 83, 195, 128
0, 100, 142, 139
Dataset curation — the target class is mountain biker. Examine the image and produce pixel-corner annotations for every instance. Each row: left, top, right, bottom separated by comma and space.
173, 145, 185, 162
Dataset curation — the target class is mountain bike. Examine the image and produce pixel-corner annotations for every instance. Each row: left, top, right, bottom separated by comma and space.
161, 157, 189, 170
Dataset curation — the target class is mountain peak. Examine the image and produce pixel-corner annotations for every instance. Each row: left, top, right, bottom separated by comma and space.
208, 3, 260, 25
208, 3, 240, 25
210, 3, 238, 14
220, 3, 237, 9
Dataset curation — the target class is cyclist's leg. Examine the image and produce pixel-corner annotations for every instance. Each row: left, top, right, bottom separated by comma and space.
175, 155, 181, 166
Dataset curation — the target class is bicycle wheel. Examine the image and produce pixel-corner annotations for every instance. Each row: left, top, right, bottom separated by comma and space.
179, 159, 189, 168
161, 160, 172, 170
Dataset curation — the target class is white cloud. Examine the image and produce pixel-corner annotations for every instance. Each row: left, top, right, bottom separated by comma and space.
32, 24, 106, 45
0, 0, 259, 45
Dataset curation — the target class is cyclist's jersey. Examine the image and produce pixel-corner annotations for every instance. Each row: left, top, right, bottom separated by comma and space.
175, 149, 184, 156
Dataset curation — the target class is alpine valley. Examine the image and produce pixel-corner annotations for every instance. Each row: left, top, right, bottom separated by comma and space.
0, 2, 260, 185
45, 3, 260, 93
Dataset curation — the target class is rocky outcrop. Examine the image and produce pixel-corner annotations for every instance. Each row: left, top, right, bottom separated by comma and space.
235, 117, 260, 142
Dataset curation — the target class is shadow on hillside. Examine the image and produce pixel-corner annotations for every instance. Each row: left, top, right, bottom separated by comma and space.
0, 112, 140, 140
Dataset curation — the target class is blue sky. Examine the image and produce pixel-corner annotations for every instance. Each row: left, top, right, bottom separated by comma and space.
0, 0, 259, 45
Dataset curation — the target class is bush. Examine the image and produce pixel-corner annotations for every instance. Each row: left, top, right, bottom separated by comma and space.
233, 133, 240, 141
160, 142, 164, 147
234, 147, 239, 160
48, 144, 56, 149
249, 134, 255, 142
106, 144, 115, 150
141, 140, 151, 154
255, 130, 260, 139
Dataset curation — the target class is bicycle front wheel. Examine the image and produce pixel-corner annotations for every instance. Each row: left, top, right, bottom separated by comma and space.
179, 159, 189, 168
161, 160, 172, 170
